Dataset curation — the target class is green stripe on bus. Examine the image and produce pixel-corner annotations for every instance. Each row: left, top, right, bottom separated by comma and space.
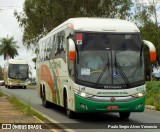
74, 94, 145, 113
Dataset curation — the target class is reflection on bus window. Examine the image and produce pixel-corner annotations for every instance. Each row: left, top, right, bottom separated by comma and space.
9, 64, 28, 79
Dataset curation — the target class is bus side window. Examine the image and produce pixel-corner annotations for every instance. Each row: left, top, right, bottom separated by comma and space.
40, 41, 43, 61
55, 34, 58, 56
60, 31, 65, 53
46, 38, 50, 60
42, 41, 45, 61
49, 35, 55, 59
37, 44, 40, 62
50, 36, 53, 50
55, 31, 65, 56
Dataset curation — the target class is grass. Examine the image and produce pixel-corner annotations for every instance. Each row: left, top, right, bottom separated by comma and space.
28, 83, 37, 86
7, 95, 45, 121
0, 91, 4, 97
146, 81, 160, 111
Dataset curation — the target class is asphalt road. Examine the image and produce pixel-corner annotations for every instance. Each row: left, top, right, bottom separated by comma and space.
0, 86, 160, 132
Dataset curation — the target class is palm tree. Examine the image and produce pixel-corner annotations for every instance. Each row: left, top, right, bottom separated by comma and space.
0, 35, 19, 60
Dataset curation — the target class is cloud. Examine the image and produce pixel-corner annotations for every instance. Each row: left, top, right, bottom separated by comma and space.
0, 0, 36, 77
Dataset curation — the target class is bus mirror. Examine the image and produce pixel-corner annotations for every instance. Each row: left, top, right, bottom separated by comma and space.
68, 39, 76, 61
143, 40, 156, 62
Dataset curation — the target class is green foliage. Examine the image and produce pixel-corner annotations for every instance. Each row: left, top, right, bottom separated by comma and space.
0, 91, 4, 97
14, 0, 133, 48
0, 35, 19, 60
146, 81, 160, 110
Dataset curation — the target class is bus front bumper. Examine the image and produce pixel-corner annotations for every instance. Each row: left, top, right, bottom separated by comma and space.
8, 81, 28, 87
74, 94, 145, 113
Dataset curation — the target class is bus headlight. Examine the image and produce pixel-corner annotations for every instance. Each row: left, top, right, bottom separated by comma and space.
132, 91, 145, 98
80, 92, 93, 98
74, 89, 93, 98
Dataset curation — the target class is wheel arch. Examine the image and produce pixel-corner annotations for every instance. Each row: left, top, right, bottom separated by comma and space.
63, 86, 68, 108
40, 82, 45, 98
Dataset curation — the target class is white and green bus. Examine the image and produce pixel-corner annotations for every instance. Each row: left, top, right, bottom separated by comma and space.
4, 59, 29, 89
36, 18, 156, 119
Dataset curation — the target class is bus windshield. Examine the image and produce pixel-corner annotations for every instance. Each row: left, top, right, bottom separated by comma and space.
9, 64, 28, 79
76, 32, 144, 88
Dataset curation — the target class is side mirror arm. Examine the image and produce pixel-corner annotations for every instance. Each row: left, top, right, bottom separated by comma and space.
143, 40, 156, 62
68, 39, 76, 61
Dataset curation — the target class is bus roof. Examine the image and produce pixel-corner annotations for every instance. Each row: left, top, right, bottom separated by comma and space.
53, 18, 140, 33
7, 59, 28, 64
39, 18, 140, 42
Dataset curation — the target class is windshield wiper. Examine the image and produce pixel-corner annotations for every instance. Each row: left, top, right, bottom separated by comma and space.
114, 54, 130, 87
95, 54, 110, 87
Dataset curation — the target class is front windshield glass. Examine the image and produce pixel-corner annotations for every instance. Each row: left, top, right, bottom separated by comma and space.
9, 64, 28, 79
76, 32, 144, 88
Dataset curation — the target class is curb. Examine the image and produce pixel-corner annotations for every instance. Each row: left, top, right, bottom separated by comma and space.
31, 107, 75, 132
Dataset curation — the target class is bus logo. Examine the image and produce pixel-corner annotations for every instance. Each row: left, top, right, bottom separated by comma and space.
111, 97, 115, 102
76, 33, 82, 45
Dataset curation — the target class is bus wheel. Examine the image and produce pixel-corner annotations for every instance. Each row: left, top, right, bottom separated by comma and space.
64, 92, 75, 119
23, 86, 26, 89
119, 112, 130, 119
42, 91, 50, 108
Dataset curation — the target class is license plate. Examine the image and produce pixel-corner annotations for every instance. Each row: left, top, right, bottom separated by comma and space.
107, 105, 118, 110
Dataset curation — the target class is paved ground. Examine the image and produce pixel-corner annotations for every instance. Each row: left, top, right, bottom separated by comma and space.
0, 95, 62, 132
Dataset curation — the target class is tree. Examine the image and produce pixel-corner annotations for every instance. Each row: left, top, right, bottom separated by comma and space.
0, 35, 19, 60
134, 0, 160, 52
14, 0, 133, 49
133, 0, 160, 80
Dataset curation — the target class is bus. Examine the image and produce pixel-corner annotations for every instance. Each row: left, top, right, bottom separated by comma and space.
36, 18, 156, 119
4, 59, 29, 89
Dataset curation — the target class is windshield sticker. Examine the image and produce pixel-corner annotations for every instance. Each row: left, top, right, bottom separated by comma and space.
76, 33, 82, 45
81, 68, 90, 75
113, 71, 118, 78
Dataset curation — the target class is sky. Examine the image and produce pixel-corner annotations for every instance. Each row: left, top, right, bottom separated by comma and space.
0, 0, 36, 77
134, 0, 160, 24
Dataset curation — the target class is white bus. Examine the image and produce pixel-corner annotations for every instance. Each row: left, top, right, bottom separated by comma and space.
36, 18, 156, 119
4, 59, 29, 89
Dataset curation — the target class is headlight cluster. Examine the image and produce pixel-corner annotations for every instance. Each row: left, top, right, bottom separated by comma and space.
74, 89, 93, 98
132, 91, 146, 98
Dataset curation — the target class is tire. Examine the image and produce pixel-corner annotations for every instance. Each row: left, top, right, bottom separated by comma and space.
23, 86, 26, 89
119, 112, 130, 119
64, 92, 75, 119
42, 91, 50, 108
